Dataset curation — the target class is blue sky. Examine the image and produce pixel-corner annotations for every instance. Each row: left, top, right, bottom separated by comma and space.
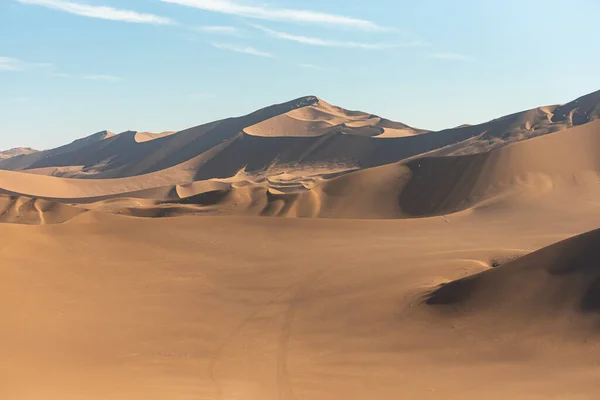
1, 0, 599, 149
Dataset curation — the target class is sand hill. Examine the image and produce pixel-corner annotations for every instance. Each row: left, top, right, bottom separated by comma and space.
2, 89, 600, 399
0, 147, 37, 160
0, 117, 599, 220
427, 228, 600, 329
3, 91, 597, 182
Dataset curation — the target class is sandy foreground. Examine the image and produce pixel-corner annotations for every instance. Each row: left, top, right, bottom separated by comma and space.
2, 195, 600, 399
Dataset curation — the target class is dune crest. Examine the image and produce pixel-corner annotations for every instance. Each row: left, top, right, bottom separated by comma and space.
3, 90, 596, 182
243, 97, 426, 138
0, 147, 37, 160
2, 118, 600, 222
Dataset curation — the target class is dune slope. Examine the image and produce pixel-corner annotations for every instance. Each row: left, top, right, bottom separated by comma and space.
426, 227, 600, 331
1, 119, 600, 222
4, 90, 598, 181
0, 147, 37, 160
0, 194, 86, 224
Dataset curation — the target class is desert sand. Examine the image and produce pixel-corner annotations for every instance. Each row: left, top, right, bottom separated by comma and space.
1, 89, 600, 399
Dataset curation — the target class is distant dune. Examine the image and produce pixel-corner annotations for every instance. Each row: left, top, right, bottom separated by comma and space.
3, 90, 597, 183
0, 147, 37, 160
244, 96, 427, 138
0, 117, 599, 220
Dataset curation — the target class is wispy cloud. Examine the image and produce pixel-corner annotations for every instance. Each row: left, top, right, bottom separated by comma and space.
0, 57, 24, 71
193, 25, 241, 36
211, 42, 274, 58
0, 57, 54, 71
17, 0, 175, 25
1, 56, 121, 81
252, 24, 415, 50
429, 52, 473, 62
161, 0, 385, 31
81, 74, 122, 82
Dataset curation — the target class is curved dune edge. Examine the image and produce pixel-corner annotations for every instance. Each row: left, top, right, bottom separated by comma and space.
425, 227, 600, 332
133, 131, 176, 143
0, 194, 87, 225
243, 97, 425, 138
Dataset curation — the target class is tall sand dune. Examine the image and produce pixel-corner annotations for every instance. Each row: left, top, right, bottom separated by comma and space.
1, 119, 599, 221
4, 90, 597, 181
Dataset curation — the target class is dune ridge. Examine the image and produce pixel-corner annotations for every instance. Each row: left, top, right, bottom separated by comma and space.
3, 90, 598, 182
0, 147, 37, 160
1, 118, 599, 222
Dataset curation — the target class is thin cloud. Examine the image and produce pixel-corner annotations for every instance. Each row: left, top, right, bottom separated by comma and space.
194, 25, 241, 36
252, 25, 414, 50
161, 0, 385, 31
1, 57, 120, 81
211, 42, 274, 58
0, 57, 54, 71
17, 0, 175, 25
0, 57, 23, 71
429, 52, 473, 62
81, 74, 122, 82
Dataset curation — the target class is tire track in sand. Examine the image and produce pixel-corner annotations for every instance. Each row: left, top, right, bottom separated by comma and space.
277, 269, 329, 400
209, 268, 328, 400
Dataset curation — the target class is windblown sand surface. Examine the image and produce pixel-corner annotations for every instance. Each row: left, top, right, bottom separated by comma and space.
3, 202, 600, 399
2, 89, 600, 399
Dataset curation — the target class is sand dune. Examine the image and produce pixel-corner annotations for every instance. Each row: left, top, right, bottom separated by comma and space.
0, 147, 37, 160
552, 88, 600, 125
0, 194, 86, 224
4, 91, 597, 182
426, 227, 600, 332
244, 97, 426, 138
1, 119, 599, 221
3, 88, 600, 399
134, 131, 176, 143
0, 130, 114, 171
